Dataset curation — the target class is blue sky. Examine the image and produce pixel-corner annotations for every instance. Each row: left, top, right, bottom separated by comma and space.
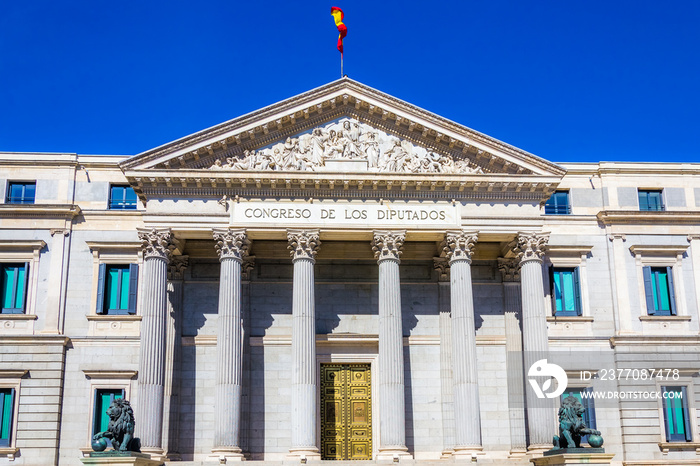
1, 1, 699, 163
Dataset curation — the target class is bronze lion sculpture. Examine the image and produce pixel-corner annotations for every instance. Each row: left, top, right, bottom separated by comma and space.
553, 395, 601, 449
92, 398, 139, 452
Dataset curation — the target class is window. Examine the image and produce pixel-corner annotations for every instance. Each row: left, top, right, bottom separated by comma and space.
92, 388, 124, 436
643, 266, 676, 316
109, 185, 137, 210
638, 189, 664, 211
6, 182, 35, 204
661, 386, 692, 442
561, 387, 596, 443
550, 267, 581, 316
96, 264, 138, 315
0, 388, 14, 448
1, 264, 28, 314
544, 191, 571, 215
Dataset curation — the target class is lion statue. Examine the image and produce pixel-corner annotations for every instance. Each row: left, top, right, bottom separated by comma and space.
553, 395, 601, 449
92, 398, 140, 452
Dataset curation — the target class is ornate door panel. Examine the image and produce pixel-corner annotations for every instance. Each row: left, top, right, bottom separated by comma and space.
321, 364, 372, 460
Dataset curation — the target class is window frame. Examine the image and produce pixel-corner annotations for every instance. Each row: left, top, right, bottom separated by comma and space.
108, 185, 137, 211
638, 189, 665, 212
630, 245, 688, 319
544, 190, 571, 215
0, 241, 44, 332
661, 385, 692, 442
96, 263, 139, 315
543, 246, 593, 319
656, 377, 698, 445
5, 181, 36, 205
643, 266, 676, 316
0, 263, 29, 314
549, 266, 582, 316
92, 388, 125, 437
560, 386, 596, 443
82, 370, 135, 451
0, 371, 25, 459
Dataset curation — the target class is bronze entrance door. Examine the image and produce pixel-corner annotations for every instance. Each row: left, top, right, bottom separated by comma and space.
320, 364, 372, 460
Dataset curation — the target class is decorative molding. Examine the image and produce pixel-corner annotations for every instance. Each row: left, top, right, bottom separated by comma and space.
639, 315, 692, 322
512, 232, 549, 265
287, 229, 320, 261
86, 315, 142, 322
498, 258, 520, 282
546, 245, 594, 257
0, 370, 28, 378
50, 228, 70, 237
213, 228, 249, 262
598, 210, 700, 225
372, 230, 405, 262
167, 255, 189, 280
0, 240, 46, 252
85, 241, 142, 253
609, 335, 700, 347
137, 228, 175, 261
608, 233, 626, 242
82, 370, 138, 380
242, 255, 255, 280
546, 316, 594, 323
629, 244, 689, 257
442, 231, 478, 264
0, 204, 80, 219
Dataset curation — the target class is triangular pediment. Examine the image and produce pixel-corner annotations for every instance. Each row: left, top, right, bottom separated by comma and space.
121, 78, 564, 178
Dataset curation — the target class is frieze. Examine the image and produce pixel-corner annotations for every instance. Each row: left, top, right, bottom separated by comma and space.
208, 118, 484, 174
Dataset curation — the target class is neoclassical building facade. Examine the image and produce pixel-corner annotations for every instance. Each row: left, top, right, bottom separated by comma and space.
0, 79, 699, 466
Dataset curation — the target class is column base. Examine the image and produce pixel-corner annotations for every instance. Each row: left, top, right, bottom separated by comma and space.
527, 444, 554, 458
286, 447, 321, 462
80, 452, 164, 466
440, 448, 455, 459
508, 447, 528, 458
453, 446, 484, 461
208, 448, 246, 463
376, 446, 412, 462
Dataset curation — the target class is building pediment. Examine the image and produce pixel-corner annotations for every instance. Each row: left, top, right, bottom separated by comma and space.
120, 78, 565, 201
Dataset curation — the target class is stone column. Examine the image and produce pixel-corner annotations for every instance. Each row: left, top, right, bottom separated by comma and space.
211, 229, 250, 461
372, 231, 411, 460
513, 232, 555, 451
287, 230, 321, 460
608, 234, 633, 334
498, 259, 527, 457
443, 231, 482, 457
162, 255, 188, 460
434, 258, 455, 458
136, 228, 175, 459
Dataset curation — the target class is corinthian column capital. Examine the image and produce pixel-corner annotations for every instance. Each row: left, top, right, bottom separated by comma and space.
443, 231, 478, 264
498, 258, 520, 282
213, 228, 249, 262
138, 228, 175, 261
287, 230, 320, 262
372, 230, 405, 263
167, 255, 189, 281
513, 232, 549, 265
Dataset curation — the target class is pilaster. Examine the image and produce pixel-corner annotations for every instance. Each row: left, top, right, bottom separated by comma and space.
609, 234, 633, 334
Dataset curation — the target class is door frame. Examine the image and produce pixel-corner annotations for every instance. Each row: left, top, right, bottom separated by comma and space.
317, 351, 379, 460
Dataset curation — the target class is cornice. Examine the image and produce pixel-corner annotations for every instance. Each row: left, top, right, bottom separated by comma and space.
120, 78, 565, 179
0, 336, 70, 346
0, 204, 80, 220
609, 335, 700, 347
125, 170, 561, 202
629, 244, 689, 256
597, 210, 700, 225
0, 240, 46, 251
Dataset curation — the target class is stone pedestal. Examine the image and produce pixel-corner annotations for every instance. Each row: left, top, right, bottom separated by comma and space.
80, 452, 164, 466
372, 231, 412, 460
531, 450, 614, 466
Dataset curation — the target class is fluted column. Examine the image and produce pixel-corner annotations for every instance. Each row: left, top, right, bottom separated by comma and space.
443, 231, 482, 457
211, 229, 249, 461
513, 232, 556, 450
372, 230, 411, 460
287, 230, 321, 459
163, 255, 188, 460
498, 259, 527, 457
137, 228, 175, 458
434, 258, 455, 458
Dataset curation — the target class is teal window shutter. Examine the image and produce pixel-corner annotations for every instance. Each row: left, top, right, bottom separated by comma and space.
662, 386, 691, 442
127, 264, 139, 315
93, 388, 124, 436
549, 266, 557, 315
573, 267, 582, 316
666, 266, 677, 316
20, 262, 29, 312
0, 388, 14, 447
642, 266, 655, 315
681, 386, 692, 441
96, 263, 106, 314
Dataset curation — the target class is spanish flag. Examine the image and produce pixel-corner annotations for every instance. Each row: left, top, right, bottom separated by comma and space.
331, 6, 347, 54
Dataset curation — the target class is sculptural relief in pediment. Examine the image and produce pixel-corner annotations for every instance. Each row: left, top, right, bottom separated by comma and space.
208, 118, 483, 174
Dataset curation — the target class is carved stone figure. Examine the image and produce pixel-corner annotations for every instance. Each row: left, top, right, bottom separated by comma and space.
552, 395, 602, 450
91, 398, 140, 452
207, 118, 486, 174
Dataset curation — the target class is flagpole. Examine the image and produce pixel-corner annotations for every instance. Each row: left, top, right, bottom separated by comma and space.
341, 52, 344, 78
